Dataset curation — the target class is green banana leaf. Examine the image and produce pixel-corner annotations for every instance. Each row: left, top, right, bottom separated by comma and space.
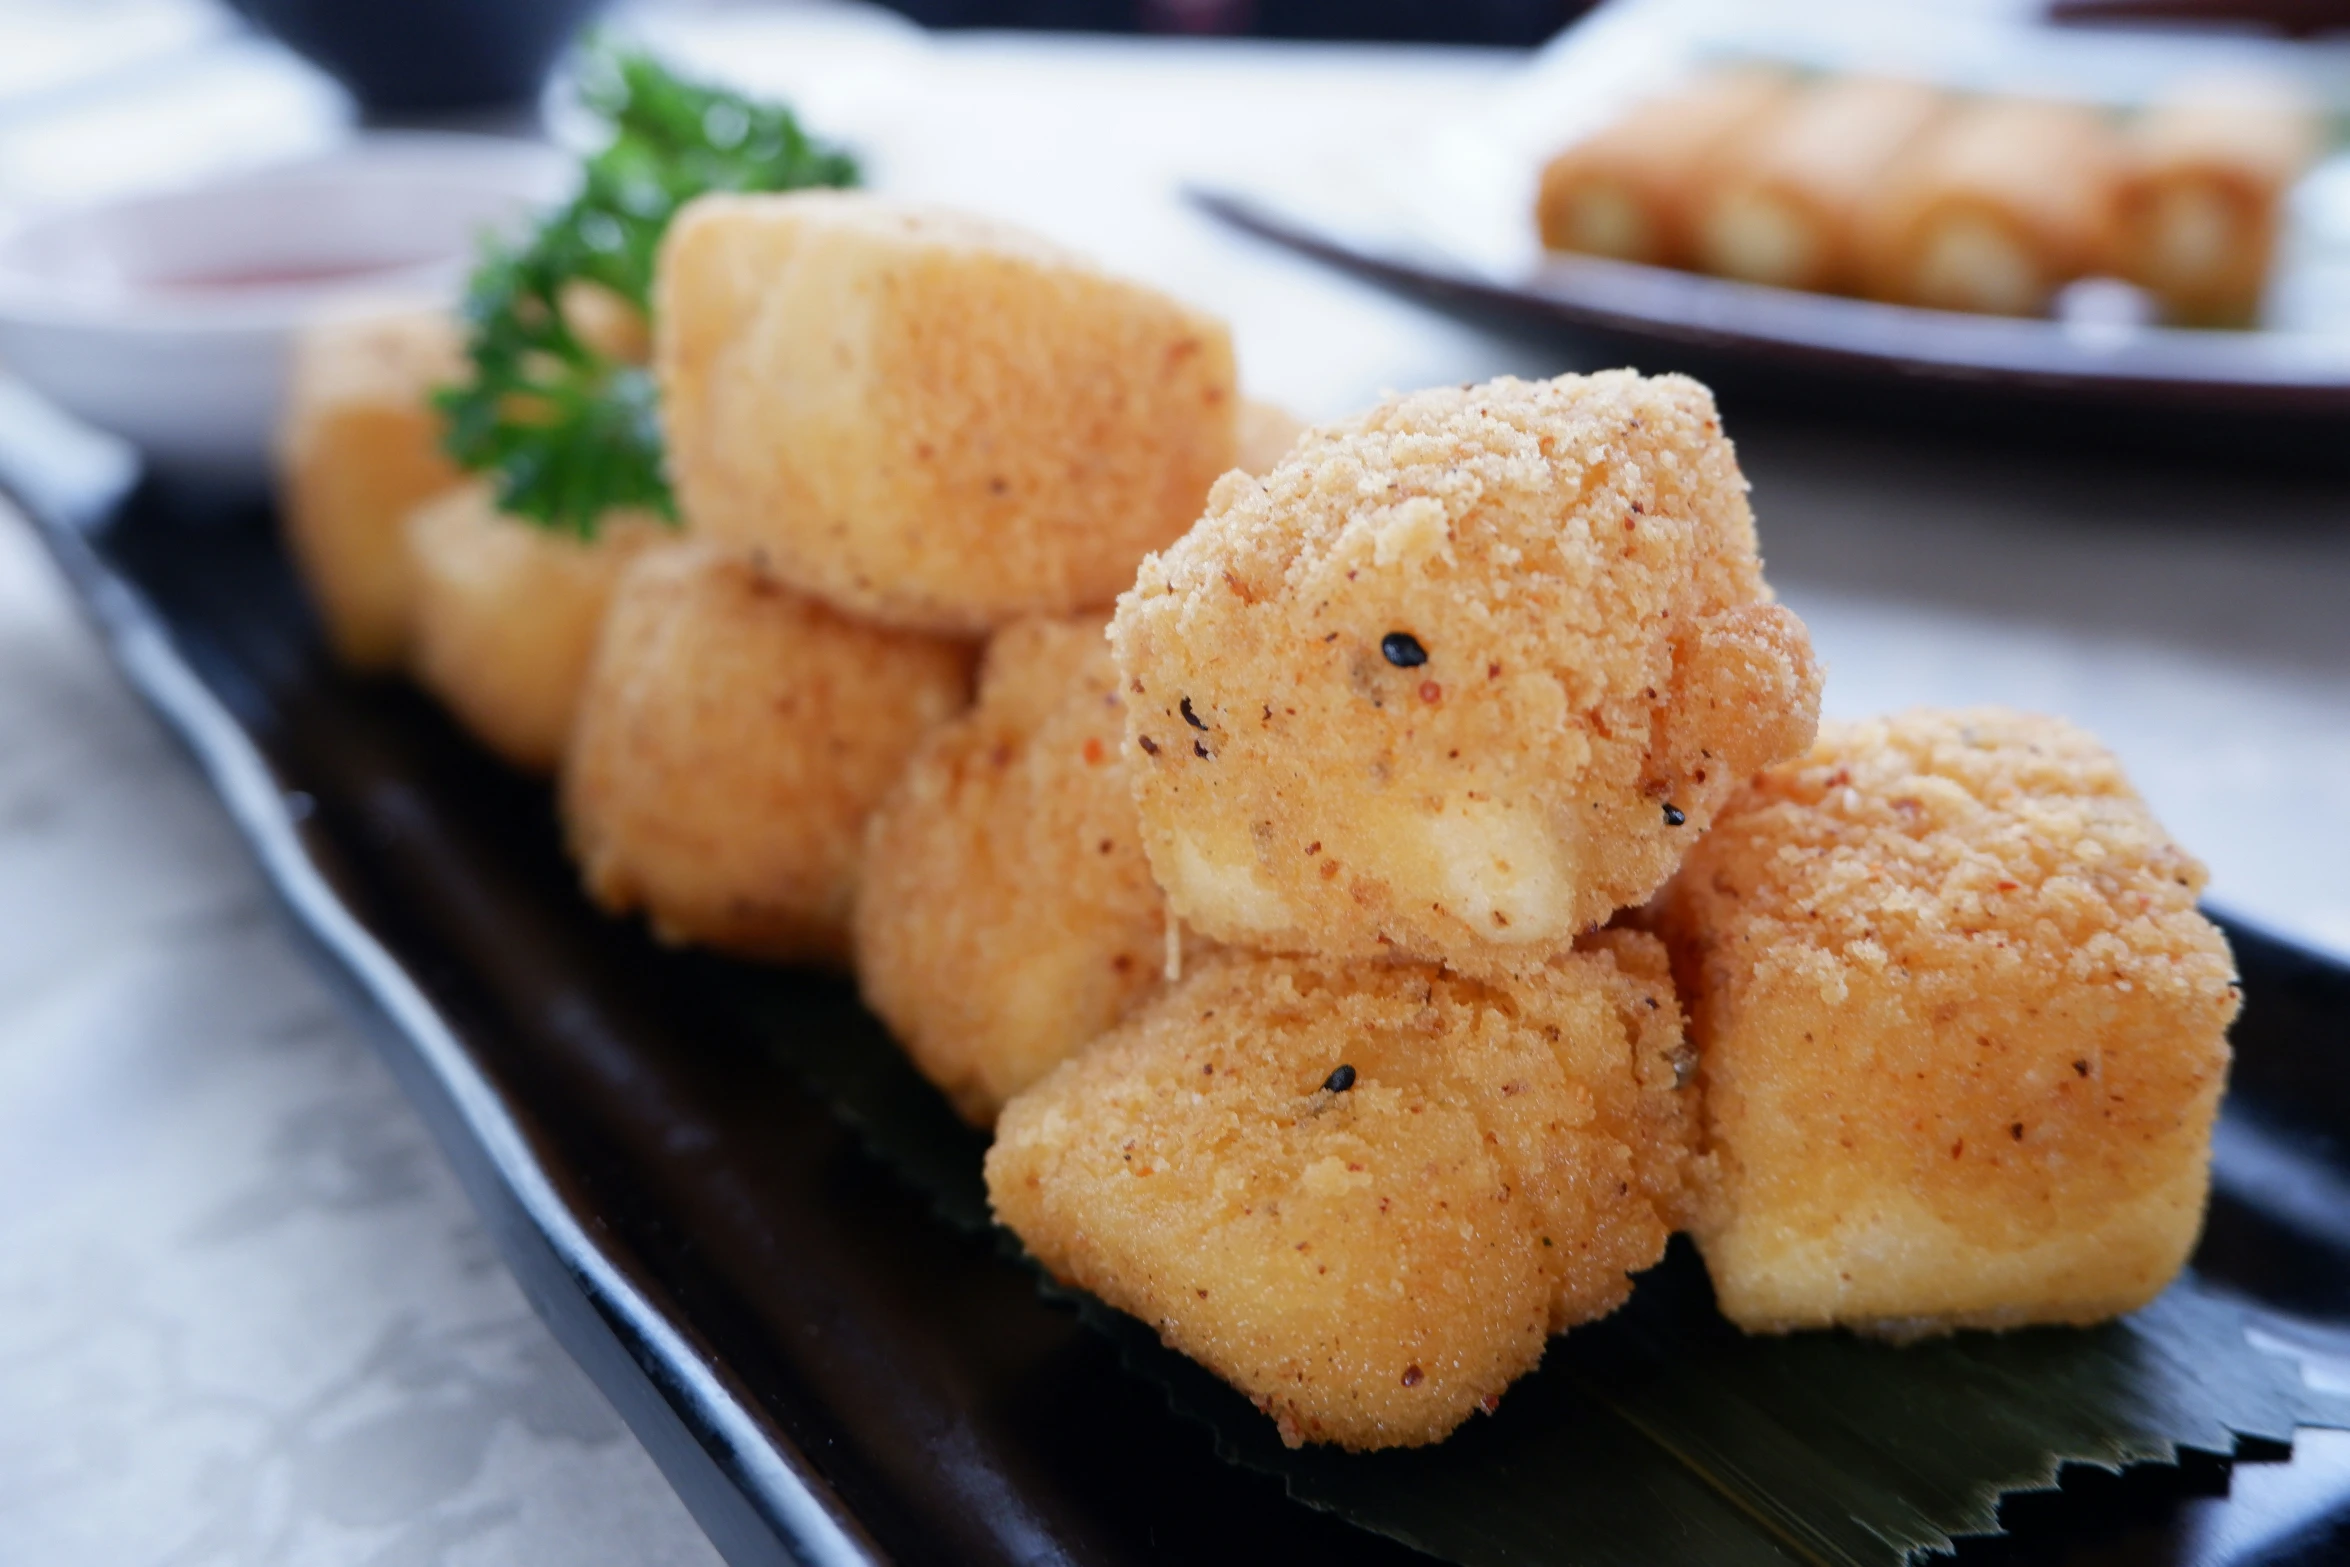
723, 971, 2350, 1567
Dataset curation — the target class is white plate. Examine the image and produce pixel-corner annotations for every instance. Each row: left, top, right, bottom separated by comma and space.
0, 132, 568, 486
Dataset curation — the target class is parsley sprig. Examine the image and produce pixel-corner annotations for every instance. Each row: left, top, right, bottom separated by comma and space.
438, 45, 858, 537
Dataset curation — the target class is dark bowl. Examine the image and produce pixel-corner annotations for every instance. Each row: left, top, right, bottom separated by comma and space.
228, 0, 610, 115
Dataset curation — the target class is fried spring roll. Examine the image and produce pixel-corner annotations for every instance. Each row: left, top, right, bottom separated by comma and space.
2114, 75, 2321, 328
1693, 76, 1947, 294
1860, 98, 2122, 316
1536, 67, 1793, 270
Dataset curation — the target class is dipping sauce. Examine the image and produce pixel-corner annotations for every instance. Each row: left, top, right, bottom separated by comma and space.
139, 256, 450, 294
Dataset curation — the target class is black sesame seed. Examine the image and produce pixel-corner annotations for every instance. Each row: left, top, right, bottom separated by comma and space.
1380, 632, 1427, 668
1180, 696, 1208, 731
1137, 735, 1159, 755
1322, 1063, 1357, 1094
1662, 803, 1687, 827
1193, 740, 1212, 760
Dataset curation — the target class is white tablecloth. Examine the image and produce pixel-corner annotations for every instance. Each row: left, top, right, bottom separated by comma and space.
3, 6, 2347, 1562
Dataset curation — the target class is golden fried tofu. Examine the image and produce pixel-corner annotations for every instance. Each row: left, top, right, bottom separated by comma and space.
558, 279, 652, 364
656, 191, 1237, 634
566, 542, 972, 966
275, 306, 467, 669
988, 933, 1696, 1451
406, 483, 667, 773
1650, 708, 2239, 1337
857, 615, 1197, 1123
1109, 370, 1820, 971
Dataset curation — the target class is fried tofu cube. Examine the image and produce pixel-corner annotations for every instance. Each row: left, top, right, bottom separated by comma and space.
1651, 708, 2239, 1336
406, 484, 667, 773
987, 933, 1697, 1451
275, 306, 467, 669
655, 191, 1237, 635
856, 614, 1185, 1123
565, 542, 972, 966
1110, 370, 1819, 971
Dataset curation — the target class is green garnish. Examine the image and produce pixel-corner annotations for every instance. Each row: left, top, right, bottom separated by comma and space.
438, 44, 858, 537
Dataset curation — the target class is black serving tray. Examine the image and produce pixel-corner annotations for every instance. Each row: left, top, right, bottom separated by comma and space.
8, 378, 2350, 1567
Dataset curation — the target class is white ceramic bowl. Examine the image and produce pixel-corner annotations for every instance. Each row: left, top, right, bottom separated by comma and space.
0, 133, 569, 487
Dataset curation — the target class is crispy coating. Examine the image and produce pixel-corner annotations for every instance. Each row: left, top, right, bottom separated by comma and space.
276, 306, 467, 669
988, 933, 1695, 1450
565, 542, 973, 966
406, 484, 667, 773
1649, 708, 2238, 1337
1109, 371, 1820, 970
656, 191, 1237, 634
856, 615, 1185, 1122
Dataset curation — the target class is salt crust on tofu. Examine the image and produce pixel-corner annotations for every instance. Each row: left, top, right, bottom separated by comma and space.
656, 191, 1237, 634
276, 306, 466, 669
856, 615, 1186, 1122
1109, 370, 1819, 971
986, 933, 1695, 1451
404, 484, 666, 775
1651, 708, 2238, 1336
565, 542, 972, 966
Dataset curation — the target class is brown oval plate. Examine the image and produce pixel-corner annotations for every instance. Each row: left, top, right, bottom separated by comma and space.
1187, 182, 2350, 468
1191, 0, 2350, 466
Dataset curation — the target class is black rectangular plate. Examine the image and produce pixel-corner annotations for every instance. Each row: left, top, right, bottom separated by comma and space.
8, 382, 2350, 1567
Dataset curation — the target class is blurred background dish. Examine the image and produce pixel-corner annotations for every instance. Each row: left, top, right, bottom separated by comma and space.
226, 0, 612, 115
1193, 0, 2350, 465
0, 133, 565, 486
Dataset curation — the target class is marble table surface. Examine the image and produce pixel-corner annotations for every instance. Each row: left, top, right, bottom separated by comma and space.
2, 5, 2348, 1562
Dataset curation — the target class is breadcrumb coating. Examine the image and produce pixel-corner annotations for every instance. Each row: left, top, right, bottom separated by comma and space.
1109, 371, 1819, 970
856, 616, 1190, 1123
406, 483, 666, 774
986, 932, 1696, 1450
564, 543, 973, 965
656, 191, 1237, 634
277, 306, 466, 670
1649, 708, 2238, 1336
